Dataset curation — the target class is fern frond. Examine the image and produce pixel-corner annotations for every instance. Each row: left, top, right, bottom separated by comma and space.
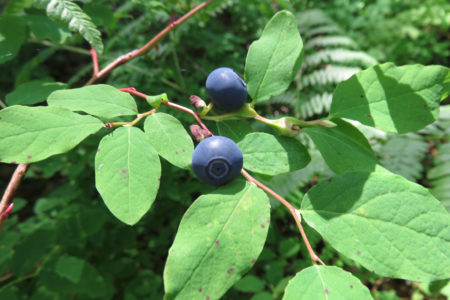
268, 91, 298, 106
377, 134, 429, 181
295, 92, 333, 118
298, 65, 361, 89
428, 142, 450, 211
305, 36, 357, 50
33, 0, 103, 53
296, 9, 334, 30
303, 49, 378, 68
303, 24, 343, 38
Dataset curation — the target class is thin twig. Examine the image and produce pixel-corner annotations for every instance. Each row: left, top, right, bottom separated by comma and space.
0, 164, 29, 230
85, 0, 214, 85
90, 48, 99, 76
241, 169, 325, 265
119, 87, 213, 136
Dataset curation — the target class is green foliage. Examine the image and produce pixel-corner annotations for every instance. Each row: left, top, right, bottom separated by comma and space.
302, 169, 450, 281
238, 132, 310, 176
95, 127, 161, 225
245, 10, 303, 102
330, 63, 448, 133
47, 85, 138, 119
164, 180, 270, 299
283, 266, 373, 300
0, 106, 103, 163
0, 1, 449, 299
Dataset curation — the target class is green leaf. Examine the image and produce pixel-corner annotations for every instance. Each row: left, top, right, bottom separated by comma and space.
144, 113, 194, 169
164, 180, 270, 299
301, 170, 450, 282
0, 16, 27, 64
6, 80, 67, 106
238, 132, 310, 176
234, 275, 265, 293
283, 266, 373, 300
4, 0, 33, 14
0, 105, 103, 163
26, 14, 72, 43
245, 10, 303, 102
95, 127, 161, 225
217, 120, 252, 143
330, 63, 449, 133
47, 84, 138, 119
145, 93, 168, 109
32, 0, 104, 53
303, 118, 377, 173
39, 255, 108, 298
11, 228, 55, 276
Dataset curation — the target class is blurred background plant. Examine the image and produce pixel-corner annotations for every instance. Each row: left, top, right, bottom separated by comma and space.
0, 0, 448, 299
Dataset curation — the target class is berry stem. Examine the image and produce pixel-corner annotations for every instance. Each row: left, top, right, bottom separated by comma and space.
86, 0, 214, 85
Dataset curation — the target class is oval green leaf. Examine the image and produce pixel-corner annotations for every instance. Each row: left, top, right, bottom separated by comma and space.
330, 63, 449, 133
0, 105, 103, 163
301, 170, 450, 282
238, 132, 310, 176
283, 266, 373, 300
6, 80, 67, 106
245, 10, 303, 102
95, 127, 161, 225
303, 118, 377, 173
144, 112, 194, 169
164, 180, 270, 300
217, 120, 252, 143
47, 84, 138, 119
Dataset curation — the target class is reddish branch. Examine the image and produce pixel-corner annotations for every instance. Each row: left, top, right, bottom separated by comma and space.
0, 0, 214, 228
86, 0, 214, 85
0, 164, 29, 230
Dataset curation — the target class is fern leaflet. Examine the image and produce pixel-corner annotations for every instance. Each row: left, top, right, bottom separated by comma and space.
33, 0, 103, 53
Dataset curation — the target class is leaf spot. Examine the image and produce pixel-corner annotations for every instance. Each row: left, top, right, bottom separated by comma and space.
121, 169, 128, 174
237, 250, 241, 254
356, 251, 361, 256
251, 258, 256, 264
367, 114, 372, 118
199, 288, 203, 293
325, 288, 329, 295
227, 268, 234, 274
176, 151, 179, 155
11, 161, 16, 164
182, 149, 185, 152
328, 178, 333, 182
360, 94, 364, 98
371, 270, 375, 274
350, 285, 353, 289
158, 177, 161, 182
27, 155, 32, 159
97, 148, 101, 152
215, 240, 220, 246
261, 224, 265, 229
252, 229, 255, 235
206, 297, 210, 300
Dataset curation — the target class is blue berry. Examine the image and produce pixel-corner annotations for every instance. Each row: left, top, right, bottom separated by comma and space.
205, 67, 247, 111
192, 136, 243, 186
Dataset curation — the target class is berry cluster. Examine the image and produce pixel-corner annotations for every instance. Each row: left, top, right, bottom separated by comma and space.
192, 67, 247, 186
